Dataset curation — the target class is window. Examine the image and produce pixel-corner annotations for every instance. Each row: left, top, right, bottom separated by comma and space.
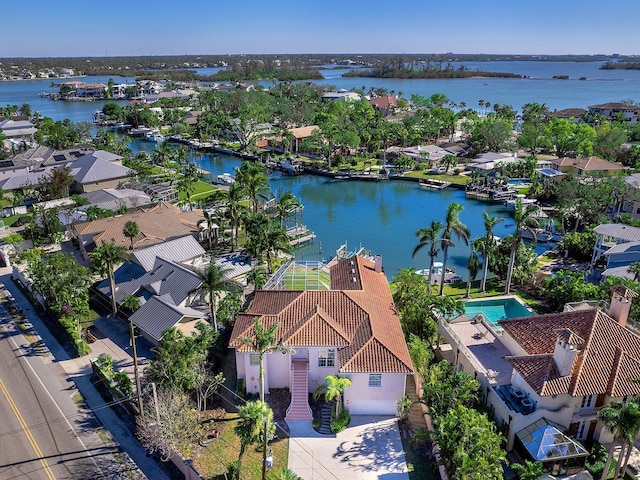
318, 348, 335, 367
576, 421, 587, 441
580, 395, 594, 409
249, 354, 260, 365
368, 374, 382, 387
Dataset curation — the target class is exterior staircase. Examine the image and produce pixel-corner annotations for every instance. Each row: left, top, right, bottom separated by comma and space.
318, 399, 336, 435
405, 374, 427, 433
285, 359, 313, 421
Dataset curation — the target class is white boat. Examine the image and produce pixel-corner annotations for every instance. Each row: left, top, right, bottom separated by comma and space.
417, 262, 463, 284
505, 194, 537, 209
130, 126, 152, 136
146, 130, 165, 143
216, 173, 235, 185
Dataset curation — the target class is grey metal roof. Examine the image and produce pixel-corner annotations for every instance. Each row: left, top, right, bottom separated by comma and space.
602, 265, 635, 280
132, 236, 206, 272
603, 241, 640, 255
80, 188, 152, 212
98, 257, 202, 305
70, 151, 130, 183
213, 252, 253, 281
593, 224, 640, 242
625, 173, 640, 188
130, 296, 208, 343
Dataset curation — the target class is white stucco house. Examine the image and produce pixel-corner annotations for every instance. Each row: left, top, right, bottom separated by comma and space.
229, 255, 414, 420
438, 286, 640, 476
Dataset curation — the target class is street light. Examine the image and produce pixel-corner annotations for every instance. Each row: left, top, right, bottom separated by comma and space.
129, 320, 143, 415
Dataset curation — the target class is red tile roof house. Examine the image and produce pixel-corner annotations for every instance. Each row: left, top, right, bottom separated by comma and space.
229, 255, 414, 420
438, 286, 640, 471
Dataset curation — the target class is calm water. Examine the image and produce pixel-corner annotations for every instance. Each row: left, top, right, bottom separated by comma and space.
2, 61, 634, 278
130, 138, 525, 280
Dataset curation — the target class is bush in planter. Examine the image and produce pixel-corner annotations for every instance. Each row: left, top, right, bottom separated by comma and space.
330, 409, 350, 433
114, 371, 133, 397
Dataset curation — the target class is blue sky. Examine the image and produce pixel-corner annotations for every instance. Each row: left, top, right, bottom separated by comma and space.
2, 0, 639, 57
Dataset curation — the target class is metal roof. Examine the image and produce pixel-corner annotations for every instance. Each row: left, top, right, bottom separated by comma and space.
132, 236, 206, 272
130, 296, 207, 343
70, 152, 130, 183
593, 224, 640, 242
603, 241, 640, 255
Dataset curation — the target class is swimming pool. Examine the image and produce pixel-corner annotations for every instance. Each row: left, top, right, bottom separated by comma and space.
507, 178, 531, 187
463, 297, 533, 324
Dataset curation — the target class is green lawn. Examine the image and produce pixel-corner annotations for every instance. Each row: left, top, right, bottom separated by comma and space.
180, 181, 219, 201
403, 171, 470, 186
193, 413, 289, 480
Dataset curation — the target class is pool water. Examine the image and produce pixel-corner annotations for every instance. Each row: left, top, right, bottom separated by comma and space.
463, 297, 533, 324
507, 179, 531, 186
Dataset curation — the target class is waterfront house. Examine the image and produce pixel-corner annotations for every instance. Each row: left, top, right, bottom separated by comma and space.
67, 150, 132, 193
550, 108, 587, 122
229, 255, 414, 419
551, 156, 624, 175
588, 102, 640, 125
286, 125, 319, 153
590, 223, 640, 271
321, 90, 362, 102
369, 95, 398, 116
0, 117, 36, 141
76, 83, 107, 98
73, 202, 204, 259
438, 286, 640, 475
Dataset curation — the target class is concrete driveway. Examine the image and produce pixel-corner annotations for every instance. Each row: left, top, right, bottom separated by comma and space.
287, 415, 409, 480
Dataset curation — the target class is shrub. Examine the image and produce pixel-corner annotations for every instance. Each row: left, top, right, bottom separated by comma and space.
330, 409, 350, 433
114, 371, 133, 396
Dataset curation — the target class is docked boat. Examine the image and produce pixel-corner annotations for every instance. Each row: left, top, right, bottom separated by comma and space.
146, 130, 165, 143
130, 126, 152, 136
417, 262, 463, 284
505, 194, 537, 209
216, 173, 235, 185
520, 228, 553, 243
419, 178, 450, 189
287, 225, 316, 246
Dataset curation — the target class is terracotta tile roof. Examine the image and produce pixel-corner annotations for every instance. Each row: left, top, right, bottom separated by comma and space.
499, 307, 640, 397
73, 202, 203, 251
554, 156, 624, 171
611, 285, 639, 300
369, 96, 398, 109
229, 256, 413, 374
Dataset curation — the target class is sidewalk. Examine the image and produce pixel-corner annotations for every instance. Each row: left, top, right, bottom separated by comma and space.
0, 270, 169, 480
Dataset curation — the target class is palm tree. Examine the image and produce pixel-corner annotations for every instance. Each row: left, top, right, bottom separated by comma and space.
511, 460, 543, 480
122, 220, 139, 251
90, 240, 127, 316
262, 222, 291, 273
275, 191, 301, 228
238, 318, 294, 402
313, 374, 352, 420
193, 262, 232, 331
235, 400, 274, 480
235, 161, 270, 214
177, 166, 198, 210
412, 220, 445, 286
629, 261, 640, 282
247, 268, 267, 290
465, 244, 481, 298
599, 401, 640, 480
478, 212, 504, 292
439, 203, 470, 296
505, 199, 539, 294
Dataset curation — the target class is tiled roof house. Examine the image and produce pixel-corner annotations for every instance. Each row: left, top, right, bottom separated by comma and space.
229, 255, 414, 419
439, 286, 640, 456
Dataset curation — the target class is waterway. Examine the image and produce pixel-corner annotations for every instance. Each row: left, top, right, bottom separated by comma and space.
2, 61, 637, 278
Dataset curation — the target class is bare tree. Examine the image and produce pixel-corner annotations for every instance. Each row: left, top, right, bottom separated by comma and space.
193, 360, 225, 411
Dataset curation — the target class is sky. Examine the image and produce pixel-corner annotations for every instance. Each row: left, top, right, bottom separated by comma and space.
2, 0, 639, 57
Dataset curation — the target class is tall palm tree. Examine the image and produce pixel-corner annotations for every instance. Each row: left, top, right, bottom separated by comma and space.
313, 374, 352, 420
598, 401, 640, 480
193, 262, 232, 331
478, 212, 504, 292
465, 244, 481, 298
90, 240, 127, 316
262, 222, 291, 273
505, 199, 539, 294
275, 191, 301, 228
412, 220, 445, 286
122, 220, 139, 251
238, 318, 294, 402
235, 400, 274, 480
439, 203, 470, 296
235, 161, 270, 214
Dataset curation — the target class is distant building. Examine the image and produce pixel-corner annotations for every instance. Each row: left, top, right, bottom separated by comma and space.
588, 102, 640, 124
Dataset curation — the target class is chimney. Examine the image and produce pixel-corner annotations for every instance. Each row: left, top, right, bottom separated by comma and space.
374, 254, 382, 273
607, 285, 639, 327
553, 329, 583, 377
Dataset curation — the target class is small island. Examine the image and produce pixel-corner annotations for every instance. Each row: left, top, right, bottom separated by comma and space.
343, 58, 523, 79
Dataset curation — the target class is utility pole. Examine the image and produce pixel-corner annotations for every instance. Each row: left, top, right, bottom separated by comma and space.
129, 321, 143, 415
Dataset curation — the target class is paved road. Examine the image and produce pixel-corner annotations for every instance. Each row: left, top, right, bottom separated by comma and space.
0, 304, 131, 479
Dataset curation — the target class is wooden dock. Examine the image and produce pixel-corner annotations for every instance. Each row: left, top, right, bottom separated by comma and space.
419, 178, 451, 190
287, 226, 316, 246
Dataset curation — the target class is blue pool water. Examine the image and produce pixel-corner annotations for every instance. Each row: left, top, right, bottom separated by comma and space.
463, 297, 533, 323
507, 179, 530, 186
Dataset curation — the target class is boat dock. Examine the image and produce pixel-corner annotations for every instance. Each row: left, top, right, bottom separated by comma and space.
419, 178, 451, 190
287, 226, 316, 246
